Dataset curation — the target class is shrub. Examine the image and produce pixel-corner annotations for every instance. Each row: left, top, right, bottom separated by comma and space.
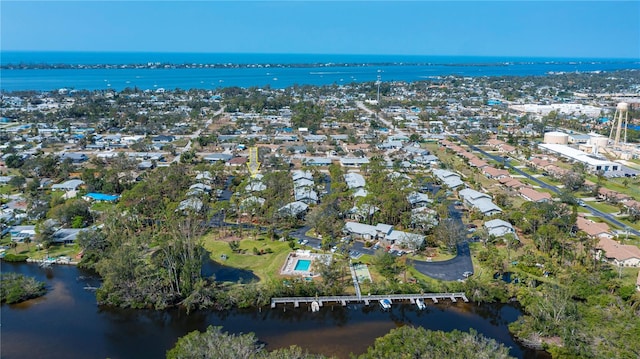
2, 253, 28, 262
0, 273, 47, 303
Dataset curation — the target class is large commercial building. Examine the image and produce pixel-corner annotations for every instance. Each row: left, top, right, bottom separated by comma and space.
538, 143, 620, 173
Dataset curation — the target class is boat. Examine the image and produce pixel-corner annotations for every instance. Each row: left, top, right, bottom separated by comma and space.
311, 301, 320, 313
416, 298, 426, 310
379, 299, 392, 310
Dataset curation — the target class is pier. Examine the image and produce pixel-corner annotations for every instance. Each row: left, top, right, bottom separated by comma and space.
270, 292, 468, 309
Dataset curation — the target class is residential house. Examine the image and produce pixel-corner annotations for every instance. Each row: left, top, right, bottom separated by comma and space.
151, 135, 175, 143
349, 204, 379, 222
51, 228, 86, 244
576, 216, 611, 238
596, 237, 640, 267
301, 157, 332, 166
386, 230, 425, 250
518, 187, 552, 203
458, 188, 502, 216
407, 192, 431, 208
60, 152, 89, 163
484, 219, 516, 238
340, 157, 370, 167
177, 198, 204, 213
51, 179, 85, 191
482, 166, 510, 179
278, 201, 309, 218
227, 156, 247, 167
432, 169, 464, 189
203, 153, 233, 163
498, 176, 525, 190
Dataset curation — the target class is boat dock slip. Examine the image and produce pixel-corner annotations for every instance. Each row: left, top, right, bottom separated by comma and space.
270, 292, 468, 309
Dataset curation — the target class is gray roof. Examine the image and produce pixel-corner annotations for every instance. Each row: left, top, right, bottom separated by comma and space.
344, 173, 366, 189
340, 157, 370, 166
387, 230, 425, 250
52, 228, 86, 243
302, 157, 332, 166
292, 170, 314, 182
203, 153, 233, 162
407, 192, 431, 205
303, 135, 328, 142
294, 178, 315, 190
278, 201, 309, 217
294, 188, 318, 203
460, 188, 502, 215
51, 179, 85, 191
177, 198, 204, 212
432, 169, 464, 188
344, 222, 378, 238
330, 135, 349, 140
484, 219, 515, 237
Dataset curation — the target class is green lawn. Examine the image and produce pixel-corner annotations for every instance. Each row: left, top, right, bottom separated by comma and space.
586, 174, 640, 200
586, 201, 621, 214
11, 242, 81, 260
0, 185, 16, 195
91, 202, 116, 212
202, 235, 300, 282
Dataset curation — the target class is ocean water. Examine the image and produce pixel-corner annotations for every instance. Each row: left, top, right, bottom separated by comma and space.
1, 51, 638, 91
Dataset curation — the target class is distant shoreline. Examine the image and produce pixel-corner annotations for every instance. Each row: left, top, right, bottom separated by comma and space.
2, 60, 636, 71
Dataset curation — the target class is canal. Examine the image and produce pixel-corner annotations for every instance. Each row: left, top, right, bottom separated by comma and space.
1, 262, 549, 359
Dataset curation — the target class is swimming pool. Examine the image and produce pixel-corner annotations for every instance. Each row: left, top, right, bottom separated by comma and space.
294, 259, 311, 271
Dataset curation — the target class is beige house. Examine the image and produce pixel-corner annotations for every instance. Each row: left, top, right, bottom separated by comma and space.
596, 237, 640, 267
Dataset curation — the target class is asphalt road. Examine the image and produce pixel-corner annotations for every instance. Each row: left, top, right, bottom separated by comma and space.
459, 138, 640, 237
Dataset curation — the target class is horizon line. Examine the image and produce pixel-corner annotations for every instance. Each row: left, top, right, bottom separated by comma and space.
2, 50, 639, 61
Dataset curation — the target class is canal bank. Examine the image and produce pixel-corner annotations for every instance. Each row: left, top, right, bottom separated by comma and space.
1, 262, 549, 359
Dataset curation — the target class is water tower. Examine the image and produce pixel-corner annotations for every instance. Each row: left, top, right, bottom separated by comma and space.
608, 102, 629, 148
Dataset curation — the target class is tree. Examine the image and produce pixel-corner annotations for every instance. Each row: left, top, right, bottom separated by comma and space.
167, 326, 326, 359
433, 218, 465, 250
4, 154, 24, 168
561, 171, 584, 192
35, 219, 58, 249
167, 326, 261, 359
358, 326, 514, 359
8, 176, 26, 189
372, 250, 401, 281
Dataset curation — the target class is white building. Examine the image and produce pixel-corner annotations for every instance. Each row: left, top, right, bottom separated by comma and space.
538, 143, 621, 173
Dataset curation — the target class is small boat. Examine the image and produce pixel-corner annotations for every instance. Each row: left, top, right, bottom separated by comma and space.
379, 299, 392, 310
416, 298, 426, 310
311, 301, 320, 313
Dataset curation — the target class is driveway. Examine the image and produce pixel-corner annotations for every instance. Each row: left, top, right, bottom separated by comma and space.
411, 241, 473, 281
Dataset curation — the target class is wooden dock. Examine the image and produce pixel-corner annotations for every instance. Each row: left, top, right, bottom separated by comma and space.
270, 292, 468, 309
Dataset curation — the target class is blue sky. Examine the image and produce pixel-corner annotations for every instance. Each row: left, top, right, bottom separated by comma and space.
2, 1, 639, 58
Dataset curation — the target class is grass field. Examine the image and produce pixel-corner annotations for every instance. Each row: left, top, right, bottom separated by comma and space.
586, 201, 621, 214
202, 234, 306, 282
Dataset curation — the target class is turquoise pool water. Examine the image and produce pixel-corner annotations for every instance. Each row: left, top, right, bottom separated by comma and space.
294, 259, 311, 271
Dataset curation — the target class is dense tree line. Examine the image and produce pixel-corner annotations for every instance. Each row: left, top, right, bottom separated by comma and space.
167, 325, 513, 359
